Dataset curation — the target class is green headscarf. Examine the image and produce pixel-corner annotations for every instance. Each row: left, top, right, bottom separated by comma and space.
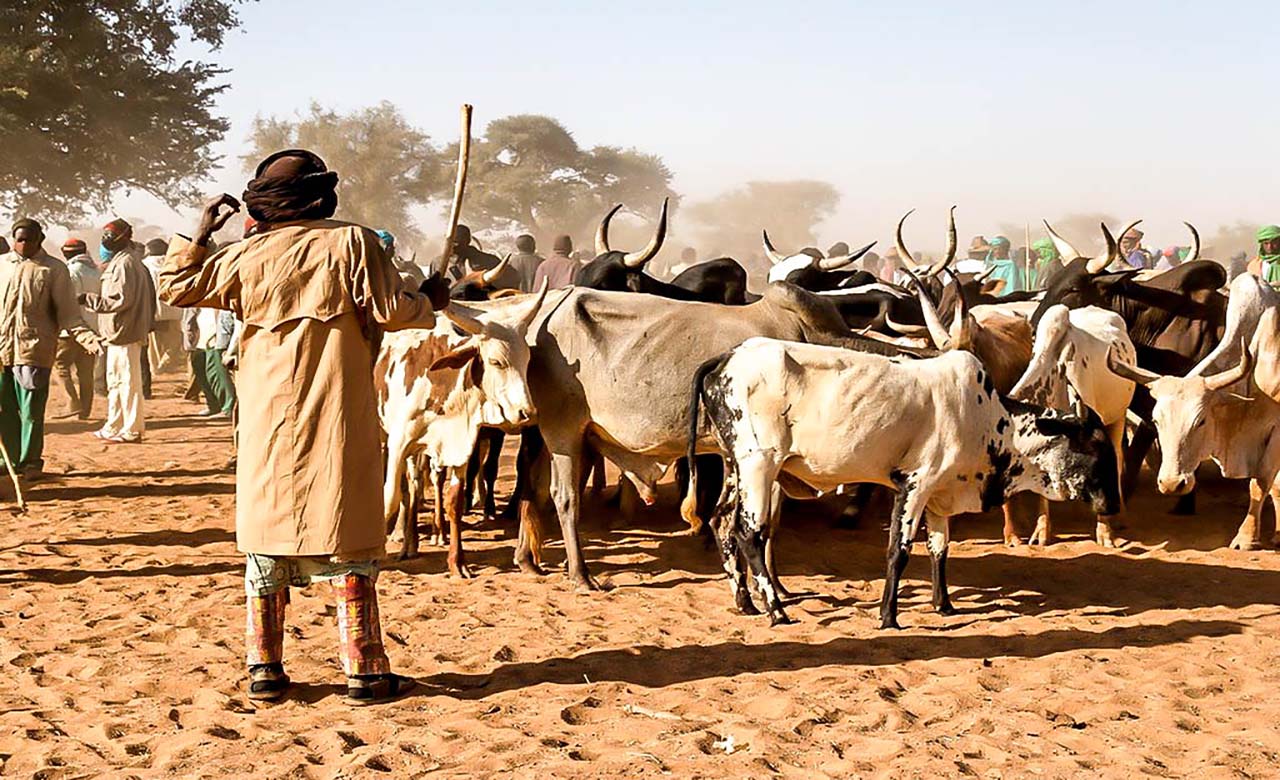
1258, 225, 1280, 284
1032, 237, 1059, 264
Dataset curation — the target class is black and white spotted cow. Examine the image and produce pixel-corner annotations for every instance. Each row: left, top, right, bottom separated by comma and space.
686, 339, 1121, 629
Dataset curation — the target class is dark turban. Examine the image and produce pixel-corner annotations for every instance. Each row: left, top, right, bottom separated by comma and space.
12, 218, 43, 237
242, 149, 339, 224
145, 238, 169, 256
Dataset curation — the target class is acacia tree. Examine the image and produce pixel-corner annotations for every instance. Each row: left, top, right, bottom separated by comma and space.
243, 102, 445, 245
0, 0, 242, 223
459, 114, 678, 245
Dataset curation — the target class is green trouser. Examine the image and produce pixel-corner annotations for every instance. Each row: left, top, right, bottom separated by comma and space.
0, 368, 50, 470
203, 348, 236, 414
191, 351, 219, 413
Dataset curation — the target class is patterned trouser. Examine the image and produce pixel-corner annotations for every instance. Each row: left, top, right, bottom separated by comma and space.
244, 554, 391, 676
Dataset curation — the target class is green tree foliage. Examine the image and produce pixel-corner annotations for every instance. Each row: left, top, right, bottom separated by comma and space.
686, 180, 840, 274
459, 114, 678, 244
243, 101, 445, 245
0, 0, 242, 223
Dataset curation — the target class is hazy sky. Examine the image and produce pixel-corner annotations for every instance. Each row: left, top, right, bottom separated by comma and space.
120, 0, 1277, 252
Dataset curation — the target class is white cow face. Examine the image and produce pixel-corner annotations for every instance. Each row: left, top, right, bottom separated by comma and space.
1148, 376, 1229, 495
473, 322, 536, 430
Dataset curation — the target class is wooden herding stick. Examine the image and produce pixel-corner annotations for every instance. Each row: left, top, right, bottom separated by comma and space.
437, 104, 473, 277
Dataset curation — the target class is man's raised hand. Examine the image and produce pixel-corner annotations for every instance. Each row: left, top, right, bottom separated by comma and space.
196, 194, 242, 246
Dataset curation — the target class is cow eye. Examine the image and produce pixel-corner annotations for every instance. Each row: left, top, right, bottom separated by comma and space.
1193, 418, 1206, 429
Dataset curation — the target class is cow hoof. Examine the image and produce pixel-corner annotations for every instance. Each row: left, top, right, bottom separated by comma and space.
735, 592, 760, 616
1229, 535, 1262, 551
1095, 524, 1122, 548
878, 617, 902, 631
449, 564, 474, 579
1273, 533, 1280, 548
515, 559, 545, 576
1028, 518, 1051, 546
569, 575, 600, 592
397, 549, 418, 562
769, 610, 795, 626
935, 602, 957, 616
1004, 534, 1025, 548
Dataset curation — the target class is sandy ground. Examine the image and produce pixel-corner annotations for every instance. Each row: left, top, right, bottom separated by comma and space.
3, 377, 1280, 779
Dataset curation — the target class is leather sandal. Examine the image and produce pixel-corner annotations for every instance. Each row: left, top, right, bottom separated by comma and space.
346, 673, 416, 705
247, 663, 290, 702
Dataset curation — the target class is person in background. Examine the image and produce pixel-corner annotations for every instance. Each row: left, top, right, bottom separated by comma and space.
193, 306, 236, 418
160, 149, 448, 704
143, 238, 184, 375
1118, 226, 1151, 270
508, 234, 543, 292
53, 238, 102, 420
0, 220, 100, 477
984, 236, 1024, 295
446, 225, 520, 288
826, 241, 850, 259
1248, 225, 1280, 283
879, 246, 904, 284
1154, 245, 1184, 271
956, 236, 989, 274
82, 218, 156, 443
375, 229, 425, 288
859, 250, 883, 278
670, 246, 698, 277
1030, 237, 1060, 289
535, 234, 581, 289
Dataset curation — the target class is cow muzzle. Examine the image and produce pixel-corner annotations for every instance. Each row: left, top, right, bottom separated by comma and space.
1158, 473, 1195, 496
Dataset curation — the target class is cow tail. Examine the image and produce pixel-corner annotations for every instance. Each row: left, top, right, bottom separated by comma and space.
682, 353, 730, 530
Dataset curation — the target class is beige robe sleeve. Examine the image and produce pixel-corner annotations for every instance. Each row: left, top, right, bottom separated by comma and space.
348, 227, 437, 331
158, 234, 241, 311
47, 259, 96, 349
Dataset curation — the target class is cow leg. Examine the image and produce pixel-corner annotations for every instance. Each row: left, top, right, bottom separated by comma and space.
1269, 481, 1280, 549
1230, 478, 1266, 551
430, 463, 446, 547
1029, 497, 1053, 546
1096, 420, 1128, 548
696, 454, 725, 529
513, 437, 550, 575
465, 435, 488, 516
382, 435, 411, 543
548, 445, 597, 590
712, 467, 757, 615
444, 467, 472, 578
926, 512, 955, 615
397, 455, 422, 560
1001, 499, 1024, 547
836, 483, 876, 529
481, 431, 503, 521
879, 484, 924, 630
1123, 418, 1154, 502
501, 428, 534, 521
734, 454, 790, 625
764, 481, 791, 598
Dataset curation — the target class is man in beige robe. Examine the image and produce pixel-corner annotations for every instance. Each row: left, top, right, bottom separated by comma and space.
160, 149, 448, 704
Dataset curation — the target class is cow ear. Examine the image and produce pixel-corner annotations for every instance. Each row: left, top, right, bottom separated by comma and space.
429, 344, 479, 372
1033, 415, 1075, 438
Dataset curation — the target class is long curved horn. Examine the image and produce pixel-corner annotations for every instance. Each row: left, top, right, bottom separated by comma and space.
443, 302, 486, 336
894, 209, 919, 271
1088, 219, 1141, 274
481, 252, 512, 285
1205, 337, 1254, 391
471, 235, 484, 250
762, 230, 788, 265
595, 203, 623, 256
817, 240, 876, 271
944, 266, 974, 347
1107, 346, 1160, 386
1043, 220, 1083, 265
883, 314, 931, 338
924, 205, 958, 277
514, 278, 550, 333
622, 197, 669, 269
1183, 221, 1200, 263
437, 104, 472, 276
973, 264, 997, 283
902, 265, 951, 350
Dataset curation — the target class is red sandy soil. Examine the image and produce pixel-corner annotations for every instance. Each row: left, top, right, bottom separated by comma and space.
2, 377, 1279, 779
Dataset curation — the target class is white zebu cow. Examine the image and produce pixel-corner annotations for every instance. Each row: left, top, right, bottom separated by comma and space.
376, 287, 547, 573
1110, 313, 1278, 550
1010, 304, 1136, 546
687, 339, 1121, 628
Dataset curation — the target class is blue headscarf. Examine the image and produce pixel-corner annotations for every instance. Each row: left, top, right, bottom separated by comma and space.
374, 229, 395, 252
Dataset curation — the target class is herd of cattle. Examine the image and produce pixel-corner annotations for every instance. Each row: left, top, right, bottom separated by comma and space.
371, 203, 1278, 629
